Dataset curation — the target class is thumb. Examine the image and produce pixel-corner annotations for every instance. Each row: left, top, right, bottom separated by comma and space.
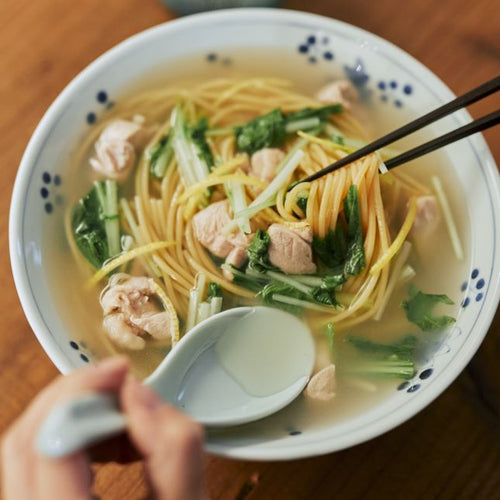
121, 377, 205, 500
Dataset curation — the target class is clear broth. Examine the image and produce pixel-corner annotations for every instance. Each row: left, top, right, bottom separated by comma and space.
47, 49, 468, 435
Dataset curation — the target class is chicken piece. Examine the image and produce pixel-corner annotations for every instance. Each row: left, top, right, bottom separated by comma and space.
315, 80, 358, 110
103, 313, 145, 350
90, 119, 146, 182
222, 246, 249, 281
411, 195, 441, 238
249, 148, 285, 183
192, 200, 250, 259
100, 274, 173, 350
130, 312, 174, 340
305, 364, 336, 402
267, 224, 317, 274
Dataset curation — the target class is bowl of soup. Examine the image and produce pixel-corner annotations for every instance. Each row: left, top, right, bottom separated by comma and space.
9, 9, 500, 460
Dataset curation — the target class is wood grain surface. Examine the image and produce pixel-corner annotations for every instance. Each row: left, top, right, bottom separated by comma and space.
0, 0, 499, 499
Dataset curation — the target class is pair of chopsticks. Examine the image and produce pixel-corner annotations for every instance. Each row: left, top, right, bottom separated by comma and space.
298, 75, 500, 184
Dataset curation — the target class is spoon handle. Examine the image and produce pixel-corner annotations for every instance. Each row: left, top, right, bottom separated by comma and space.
36, 393, 127, 458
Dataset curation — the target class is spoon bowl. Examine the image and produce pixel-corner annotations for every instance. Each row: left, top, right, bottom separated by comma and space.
36, 307, 314, 458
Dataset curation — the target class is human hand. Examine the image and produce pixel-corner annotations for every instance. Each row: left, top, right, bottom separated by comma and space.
1, 357, 205, 500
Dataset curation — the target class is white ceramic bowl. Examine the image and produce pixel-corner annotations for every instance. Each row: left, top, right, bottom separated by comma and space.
10, 9, 500, 460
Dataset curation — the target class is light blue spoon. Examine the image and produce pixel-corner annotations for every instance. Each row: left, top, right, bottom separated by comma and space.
36, 307, 314, 458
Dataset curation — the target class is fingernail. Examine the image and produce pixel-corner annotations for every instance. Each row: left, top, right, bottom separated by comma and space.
126, 374, 162, 410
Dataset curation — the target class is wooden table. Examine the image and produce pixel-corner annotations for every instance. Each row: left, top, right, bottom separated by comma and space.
1, 0, 499, 498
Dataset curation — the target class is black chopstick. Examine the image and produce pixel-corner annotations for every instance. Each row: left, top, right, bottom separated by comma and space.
297, 75, 500, 184
384, 110, 500, 170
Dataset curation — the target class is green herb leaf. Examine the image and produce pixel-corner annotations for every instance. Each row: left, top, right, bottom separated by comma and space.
343, 357, 415, 379
347, 334, 418, 360
312, 226, 347, 269
189, 117, 215, 168
234, 109, 286, 155
148, 134, 173, 178
295, 191, 308, 215
401, 285, 456, 332
207, 282, 222, 299
247, 229, 278, 273
310, 273, 346, 306
343, 185, 366, 276
285, 104, 342, 123
71, 186, 109, 269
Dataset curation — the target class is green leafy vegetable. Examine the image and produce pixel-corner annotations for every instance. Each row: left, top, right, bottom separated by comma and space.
295, 191, 309, 215
330, 133, 345, 146
189, 117, 214, 168
285, 104, 342, 123
71, 181, 121, 269
247, 229, 278, 273
260, 283, 306, 315
234, 109, 286, 155
207, 282, 222, 299
310, 274, 346, 306
148, 134, 174, 178
343, 356, 415, 379
401, 285, 456, 332
312, 185, 365, 281
343, 185, 366, 276
312, 226, 347, 269
234, 105, 342, 155
347, 334, 418, 360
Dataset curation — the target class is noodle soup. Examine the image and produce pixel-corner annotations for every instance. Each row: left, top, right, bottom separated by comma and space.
52, 51, 466, 432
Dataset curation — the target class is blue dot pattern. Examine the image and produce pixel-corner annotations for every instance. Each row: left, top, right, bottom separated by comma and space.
41, 172, 62, 214
97, 90, 108, 103
462, 268, 486, 307
70, 341, 79, 350
297, 34, 335, 64
86, 112, 96, 125
407, 384, 420, 393
377, 80, 413, 107
397, 381, 410, 391
80, 353, 89, 363
419, 368, 433, 380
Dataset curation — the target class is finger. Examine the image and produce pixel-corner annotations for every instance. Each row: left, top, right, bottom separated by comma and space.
121, 376, 205, 500
2, 357, 129, 500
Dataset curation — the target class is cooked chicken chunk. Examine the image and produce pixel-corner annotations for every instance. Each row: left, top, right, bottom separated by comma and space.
305, 364, 336, 402
222, 246, 249, 281
411, 195, 441, 238
100, 274, 174, 350
90, 119, 146, 182
250, 148, 285, 183
315, 80, 358, 110
267, 224, 317, 274
192, 200, 251, 264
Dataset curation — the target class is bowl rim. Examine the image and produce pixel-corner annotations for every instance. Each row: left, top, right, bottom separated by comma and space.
9, 7, 500, 460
